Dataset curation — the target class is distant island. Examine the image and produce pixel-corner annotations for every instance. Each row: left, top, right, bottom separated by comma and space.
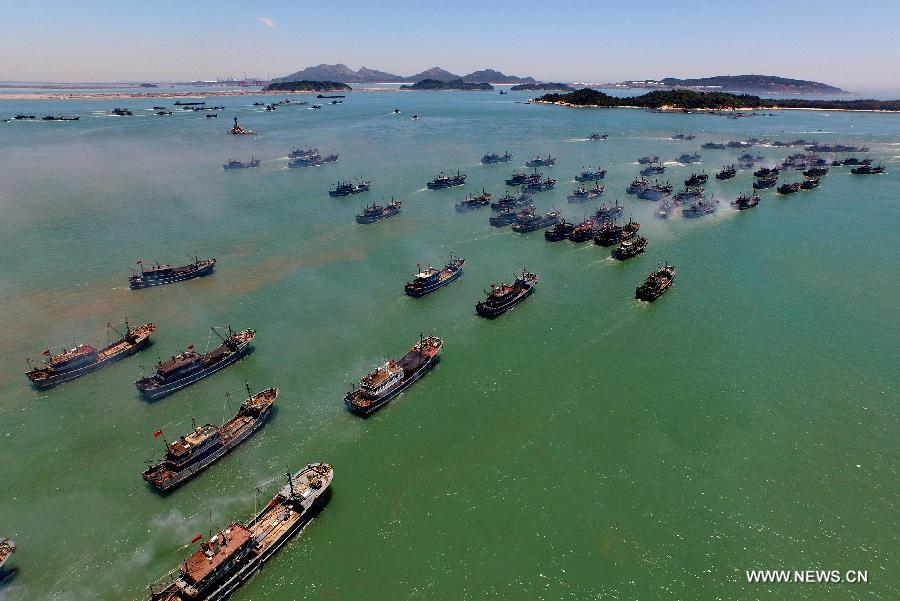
534, 88, 900, 112
510, 82, 574, 92
603, 74, 846, 95
400, 79, 494, 91
271, 63, 536, 84
263, 80, 352, 93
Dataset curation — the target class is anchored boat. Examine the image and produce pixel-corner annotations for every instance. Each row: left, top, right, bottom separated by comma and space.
356, 198, 402, 223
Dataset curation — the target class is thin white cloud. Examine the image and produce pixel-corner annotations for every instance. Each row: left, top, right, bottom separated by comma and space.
257, 16, 275, 28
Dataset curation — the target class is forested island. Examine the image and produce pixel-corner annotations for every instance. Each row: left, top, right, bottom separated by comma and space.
510, 82, 574, 92
263, 80, 352, 92
534, 88, 900, 111
400, 79, 494, 91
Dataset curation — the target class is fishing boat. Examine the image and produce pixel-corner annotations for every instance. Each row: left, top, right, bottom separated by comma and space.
523, 177, 556, 192
404, 254, 465, 297
42, 114, 80, 121
800, 178, 820, 190
716, 165, 737, 180
701, 141, 726, 150
805, 142, 868, 153
685, 172, 708, 187
491, 191, 531, 211
287, 148, 338, 168
356, 198, 402, 223
568, 218, 596, 243
223, 157, 260, 170
638, 181, 672, 201
481, 151, 513, 164
593, 218, 640, 246
489, 205, 534, 227
727, 140, 753, 148
512, 210, 560, 232
475, 270, 538, 319
637, 155, 659, 165
544, 220, 576, 241
753, 175, 778, 189
595, 200, 624, 222
229, 117, 252, 135
731, 192, 761, 210
612, 236, 648, 260
674, 187, 703, 204
129, 257, 216, 289
455, 189, 492, 212
626, 177, 650, 195
329, 179, 372, 197
0, 539, 14, 570
147, 464, 332, 601
655, 200, 676, 219
635, 264, 676, 302
505, 170, 533, 186
851, 164, 884, 175
753, 166, 779, 178
682, 197, 720, 217
26, 321, 156, 390
567, 184, 603, 203
640, 163, 665, 176
677, 152, 701, 163
574, 168, 606, 182
427, 170, 467, 189
588, 133, 609, 140
111, 108, 133, 116
777, 182, 801, 194
672, 133, 695, 140
803, 166, 828, 177
135, 327, 255, 401
526, 154, 556, 167
345, 336, 443, 415
142, 386, 277, 492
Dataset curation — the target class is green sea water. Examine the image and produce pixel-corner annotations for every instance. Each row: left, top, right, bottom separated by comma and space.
0, 91, 897, 601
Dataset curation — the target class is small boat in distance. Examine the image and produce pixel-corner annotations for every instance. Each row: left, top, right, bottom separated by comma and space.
850, 164, 884, 175
476, 270, 538, 319
588, 133, 609, 140
111, 108, 133, 116
526, 154, 556, 167
640, 163, 665, 176
523, 177, 556, 192
575, 168, 607, 182
677, 152, 701, 163
800, 178, 820, 190
455, 189, 492, 212
481, 150, 513, 164
427, 170, 467, 189
685, 172, 708, 187
229, 117, 253, 135
682, 197, 720, 217
135, 327, 255, 401
594, 218, 640, 246
512, 210, 560, 232
731, 192, 761, 210
489, 205, 534, 227
129, 257, 216, 289
223, 157, 260, 170
345, 335, 443, 415
356, 198, 402, 223
567, 184, 603, 203
637, 155, 659, 165
672, 133, 695, 140
636, 264, 676, 302
329, 179, 372, 197
142, 386, 277, 492
405, 254, 465, 297
777, 182, 801, 194
716, 165, 737, 180
147, 464, 333, 601
26, 321, 156, 389
544, 220, 576, 241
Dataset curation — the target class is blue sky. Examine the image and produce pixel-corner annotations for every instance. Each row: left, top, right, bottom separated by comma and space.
1, 0, 899, 92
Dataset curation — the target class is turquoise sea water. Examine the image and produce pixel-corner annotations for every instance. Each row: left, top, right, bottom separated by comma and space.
0, 90, 897, 601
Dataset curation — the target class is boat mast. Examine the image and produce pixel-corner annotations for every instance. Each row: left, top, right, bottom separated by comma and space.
285, 472, 294, 497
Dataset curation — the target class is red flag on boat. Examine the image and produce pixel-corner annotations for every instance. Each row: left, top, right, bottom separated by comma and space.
191, 534, 203, 544
42, 349, 51, 356
136, 260, 142, 264
153, 429, 163, 438
187, 344, 194, 350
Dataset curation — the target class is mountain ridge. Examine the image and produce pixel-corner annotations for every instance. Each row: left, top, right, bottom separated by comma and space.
272, 64, 536, 84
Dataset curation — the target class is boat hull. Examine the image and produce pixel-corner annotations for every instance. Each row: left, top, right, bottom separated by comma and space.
404, 268, 463, 298
475, 285, 535, 319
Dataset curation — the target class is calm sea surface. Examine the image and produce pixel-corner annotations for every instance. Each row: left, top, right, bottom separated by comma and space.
0, 90, 897, 601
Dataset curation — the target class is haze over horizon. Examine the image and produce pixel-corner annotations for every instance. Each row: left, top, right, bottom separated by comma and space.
2, 0, 899, 93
